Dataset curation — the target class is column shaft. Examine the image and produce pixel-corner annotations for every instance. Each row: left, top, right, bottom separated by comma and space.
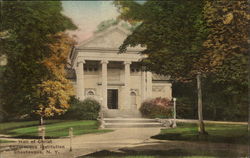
76, 61, 85, 101
141, 70, 146, 101
146, 71, 152, 98
124, 61, 131, 109
101, 60, 108, 109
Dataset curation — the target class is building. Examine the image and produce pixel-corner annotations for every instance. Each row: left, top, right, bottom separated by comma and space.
69, 25, 172, 117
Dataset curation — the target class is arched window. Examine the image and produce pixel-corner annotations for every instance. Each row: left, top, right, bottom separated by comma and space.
130, 92, 137, 109
86, 90, 95, 97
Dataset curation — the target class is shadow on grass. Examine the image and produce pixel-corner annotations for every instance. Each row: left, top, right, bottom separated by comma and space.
151, 132, 249, 145
151, 123, 249, 145
80, 147, 246, 158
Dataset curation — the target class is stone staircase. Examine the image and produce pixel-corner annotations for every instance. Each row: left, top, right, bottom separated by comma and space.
103, 109, 142, 118
103, 118, 164, 128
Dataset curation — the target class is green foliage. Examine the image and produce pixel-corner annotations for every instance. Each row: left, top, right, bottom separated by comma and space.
116, 0, 248, 123
95, 18, 139, 33
95, 19, 120, 33
173, 76, 248, 121
63, 98, 101, 120
140, 97, 173, 118
115, 0, 207, 81
203, 0, 249, 85
0, 1, 76, 117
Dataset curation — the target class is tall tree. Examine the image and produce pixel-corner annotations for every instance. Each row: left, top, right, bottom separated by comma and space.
115, 0, 207, 79
0, 1, 76, 118
115, 0, 208, 134
203, 0, 249, 131
203, 0, 248, 86
34, 33, 75, 124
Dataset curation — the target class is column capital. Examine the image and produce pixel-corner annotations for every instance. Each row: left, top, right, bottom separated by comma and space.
77, 60, 85, 67
77, 56, 85, 63
101, 60, 109, 64
124, 61, 132, 65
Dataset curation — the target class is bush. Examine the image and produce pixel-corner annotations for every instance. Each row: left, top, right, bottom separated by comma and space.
62, 97, 101, 120
140, 97, 173, 118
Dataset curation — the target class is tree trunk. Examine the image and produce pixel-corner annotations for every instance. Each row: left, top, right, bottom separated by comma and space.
197, 73, 207, 135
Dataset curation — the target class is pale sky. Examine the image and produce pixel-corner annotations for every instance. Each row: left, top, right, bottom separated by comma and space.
62, 1, 119, 43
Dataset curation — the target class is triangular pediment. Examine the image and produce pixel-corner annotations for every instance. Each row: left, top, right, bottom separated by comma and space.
76, 25, 143, 50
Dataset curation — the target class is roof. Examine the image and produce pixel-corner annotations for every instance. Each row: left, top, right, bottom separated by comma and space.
69, 25, 145, 67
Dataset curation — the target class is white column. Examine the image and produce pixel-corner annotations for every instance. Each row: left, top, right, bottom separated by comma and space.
146, 71, 152, 98
141, 70, 146, 101
76, 60, 85, 101
124, 61, 131, 109
101, 60, 108, 109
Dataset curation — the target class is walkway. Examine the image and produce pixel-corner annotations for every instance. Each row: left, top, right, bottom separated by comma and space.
0, 128, 161, 158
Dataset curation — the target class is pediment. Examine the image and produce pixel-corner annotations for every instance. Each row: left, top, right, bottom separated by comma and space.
76, 26, 143, 50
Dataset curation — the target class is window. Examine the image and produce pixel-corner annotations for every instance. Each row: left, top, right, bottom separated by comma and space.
86, 90, 95, 97
84, 66, 99, 75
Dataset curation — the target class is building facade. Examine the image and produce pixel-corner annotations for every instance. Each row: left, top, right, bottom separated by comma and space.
69, 25, 172, 117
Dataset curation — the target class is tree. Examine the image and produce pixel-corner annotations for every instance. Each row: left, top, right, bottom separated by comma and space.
115, 0, 208, 134
34, 33, 75, 125
0, 1, 76, 118
203, 0, 248, 86
203, 0, 249, 131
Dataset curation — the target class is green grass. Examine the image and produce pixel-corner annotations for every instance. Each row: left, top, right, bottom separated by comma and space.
0, 120, 61, 132
98, 157, 216, 158
0, 120, 112, 138
86, 157, 216, 158
94, 156, 158, 158
0, 139, 15, 143
83, 148, 242, 158
152, 123, 248, 144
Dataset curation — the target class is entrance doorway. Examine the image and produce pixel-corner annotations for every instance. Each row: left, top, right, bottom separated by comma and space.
107, 89, 118, 109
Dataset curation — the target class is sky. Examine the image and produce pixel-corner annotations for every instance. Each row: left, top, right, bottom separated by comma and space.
62, 1, 119, 43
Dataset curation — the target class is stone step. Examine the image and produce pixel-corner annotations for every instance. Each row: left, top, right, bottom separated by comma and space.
102, 109, 142, 118
104, 118, 157, 123
103, 118, 164, 128
104, 122, 163, 128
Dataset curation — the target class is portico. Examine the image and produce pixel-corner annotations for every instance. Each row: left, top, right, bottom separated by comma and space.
74, 56, 151, 110
69, 25, 172, 117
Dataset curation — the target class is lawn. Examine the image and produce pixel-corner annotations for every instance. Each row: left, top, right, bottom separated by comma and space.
152, 122, 248, 145
0, 120, 112, 138
0, 139, 15, 143
83, 149, 232, 158
85, 156, 216, 158
89, 157, 216, 158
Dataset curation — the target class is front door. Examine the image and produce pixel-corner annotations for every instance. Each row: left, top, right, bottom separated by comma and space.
107, 89, 118, 109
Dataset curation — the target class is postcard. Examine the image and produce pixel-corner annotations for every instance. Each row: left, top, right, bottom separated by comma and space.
0, 1, 248, 158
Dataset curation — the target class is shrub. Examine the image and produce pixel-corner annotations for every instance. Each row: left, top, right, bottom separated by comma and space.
62, 97, 101, 120
140, 97, 173, 118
